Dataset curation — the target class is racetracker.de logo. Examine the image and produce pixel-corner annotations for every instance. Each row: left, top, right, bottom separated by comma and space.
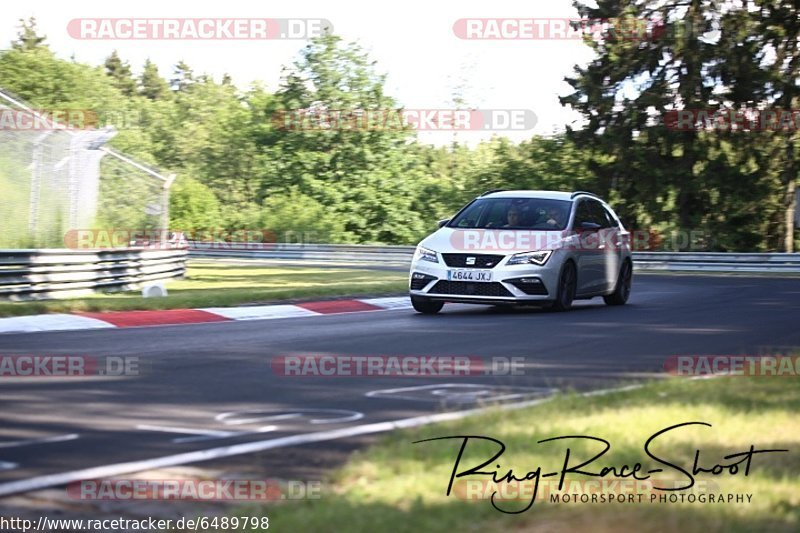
67, 18, 333, 40
0, 109, 97, 130
453, 18, 649, 41
272, 108, 537, 131
272, 355, 525, 377
67, 479, 321, 500
664, 108, 800, 132
0, 355, 140, 377
665, 355, 800, 377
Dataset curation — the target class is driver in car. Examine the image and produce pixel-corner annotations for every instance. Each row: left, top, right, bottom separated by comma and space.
545, 207, 565, 227
504, 206, 522, 227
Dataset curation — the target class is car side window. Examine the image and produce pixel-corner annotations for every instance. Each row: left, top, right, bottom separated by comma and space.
573, 200, 592, 229
602, 206, 620, 228
587, 200, 611, 228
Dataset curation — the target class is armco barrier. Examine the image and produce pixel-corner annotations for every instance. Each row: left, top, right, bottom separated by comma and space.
189, 243, 800, 273
0, 248, 187, 301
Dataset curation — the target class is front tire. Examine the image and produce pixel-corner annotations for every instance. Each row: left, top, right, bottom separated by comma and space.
551, 261, 577, 312
604, 260, 632, 306
411, 295, 444, 314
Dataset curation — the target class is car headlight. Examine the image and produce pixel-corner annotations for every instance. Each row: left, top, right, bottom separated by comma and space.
506, 250, 552, 266
414, 246, 439, 263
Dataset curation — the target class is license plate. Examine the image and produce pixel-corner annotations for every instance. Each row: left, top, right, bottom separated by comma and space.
447, 269, 492, 282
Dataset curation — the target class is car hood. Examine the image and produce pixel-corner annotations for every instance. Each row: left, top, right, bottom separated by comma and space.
418, 227, 575, 255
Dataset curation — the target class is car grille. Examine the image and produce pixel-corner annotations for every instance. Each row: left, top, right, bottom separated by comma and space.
441, 254, 504, 268
429, 281, 513, 298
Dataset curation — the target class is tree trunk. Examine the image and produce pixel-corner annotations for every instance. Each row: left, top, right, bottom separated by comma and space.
785, 179, 797, 253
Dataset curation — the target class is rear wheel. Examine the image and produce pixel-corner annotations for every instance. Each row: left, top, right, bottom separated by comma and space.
411, 295, 444, 314
604, 260, 632, 306
551, 261, 577, 312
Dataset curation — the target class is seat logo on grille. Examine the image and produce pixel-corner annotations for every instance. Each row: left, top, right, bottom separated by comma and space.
466, 257, 476, 265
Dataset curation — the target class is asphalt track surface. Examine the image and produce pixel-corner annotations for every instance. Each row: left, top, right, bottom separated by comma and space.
1, 274, 799, 497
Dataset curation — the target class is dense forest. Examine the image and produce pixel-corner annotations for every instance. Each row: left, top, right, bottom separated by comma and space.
1, 1, 797, 252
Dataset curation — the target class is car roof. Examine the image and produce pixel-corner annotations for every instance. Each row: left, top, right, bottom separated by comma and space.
480, 190, 578, 201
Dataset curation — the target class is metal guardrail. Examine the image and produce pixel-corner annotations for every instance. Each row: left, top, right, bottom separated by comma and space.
632, 252, 800, 272
0, 248, 188, 301
189, 242, 415, 265
189, 243, 800, 273
0, 245, 793, 302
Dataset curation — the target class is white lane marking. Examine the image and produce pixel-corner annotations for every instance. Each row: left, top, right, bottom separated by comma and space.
0, 434, 80, 449
365, 383, 556, 403
136, 424, 237, 443
136, 425, 239, 438
173, 426, 278, 444
215, 409, 364, 426
198, 305, 320, 321
0, 461, 18, 471
0, 383, 653, 498
136, 424, 278, 444
0, 314, 115, 334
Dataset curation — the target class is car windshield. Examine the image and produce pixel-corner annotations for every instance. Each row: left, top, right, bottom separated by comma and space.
448, 198, 572, 230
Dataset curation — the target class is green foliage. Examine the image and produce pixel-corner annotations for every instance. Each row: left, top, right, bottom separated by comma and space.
169, 176, 221, 231
260, 190, 346, 243
562, 0, 798, 251
12, 17, 46, 51
104, 50, 136, 97
1, 20, 796, 250
139, 59, 170, 101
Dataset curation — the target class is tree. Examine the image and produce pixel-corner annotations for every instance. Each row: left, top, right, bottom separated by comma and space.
260, 190, 346, 243
258, 34, 427, 243
560, 0, 788, 250
12, 17, 46, 51
104, 50, 137, 97
139, 59, 170, 100
170, 60, 195, 93
748, 0, 800, 251
169, 176, 221, 231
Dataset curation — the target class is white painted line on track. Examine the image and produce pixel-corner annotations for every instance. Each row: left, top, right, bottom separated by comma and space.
0, 462, 18, 471
136, 425, 240, 440
0, 434, 80, 449
136, 424, 278, 444
365, 383, 557, 403
215, 409, 365, 426
0, 384, 645, 498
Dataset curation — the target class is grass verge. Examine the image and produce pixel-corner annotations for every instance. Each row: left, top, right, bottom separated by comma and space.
247, 376, 799, 532
0, 263, 407, 317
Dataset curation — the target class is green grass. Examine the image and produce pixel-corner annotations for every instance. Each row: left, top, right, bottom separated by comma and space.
0, 263, 407, 317
247, 377, 799, 532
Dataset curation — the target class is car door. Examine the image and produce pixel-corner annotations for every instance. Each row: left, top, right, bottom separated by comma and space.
571, 200, 602, 294
596, 203, 623, 292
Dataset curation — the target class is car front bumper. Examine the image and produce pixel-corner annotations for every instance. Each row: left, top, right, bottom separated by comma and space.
408, 255, 562, 304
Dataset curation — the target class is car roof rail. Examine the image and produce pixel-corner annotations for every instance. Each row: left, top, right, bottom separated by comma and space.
480, 189, 506, 197
570, 190, 602, 200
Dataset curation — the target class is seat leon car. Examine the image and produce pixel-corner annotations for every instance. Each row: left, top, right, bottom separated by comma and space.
408, 190, 633, 314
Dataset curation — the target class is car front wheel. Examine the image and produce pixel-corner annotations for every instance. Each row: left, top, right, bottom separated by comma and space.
411, 295, 444, 314
551, 261, 577, 312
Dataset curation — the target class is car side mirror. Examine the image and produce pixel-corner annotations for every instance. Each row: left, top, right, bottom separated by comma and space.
437, 219, 450, 228
579, 222, 601, 232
